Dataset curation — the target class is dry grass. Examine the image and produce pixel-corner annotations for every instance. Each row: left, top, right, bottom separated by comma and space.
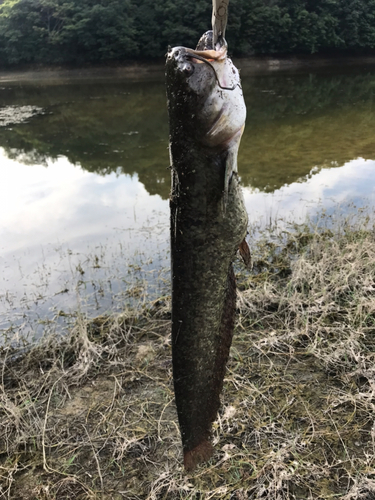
2, 219, 375, 499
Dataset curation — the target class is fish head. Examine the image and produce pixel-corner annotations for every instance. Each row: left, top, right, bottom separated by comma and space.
166, 31, 246, 150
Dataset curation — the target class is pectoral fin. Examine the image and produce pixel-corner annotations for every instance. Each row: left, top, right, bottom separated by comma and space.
239, 238, 251, 268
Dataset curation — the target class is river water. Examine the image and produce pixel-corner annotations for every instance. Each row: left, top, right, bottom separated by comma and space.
1, 65, 375, 343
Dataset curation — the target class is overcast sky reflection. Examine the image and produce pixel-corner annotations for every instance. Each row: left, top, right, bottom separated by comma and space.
1, 149, 375, 342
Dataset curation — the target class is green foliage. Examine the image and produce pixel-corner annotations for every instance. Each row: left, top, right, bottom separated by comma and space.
0, 0, 138, 64
0, 0, 375, 64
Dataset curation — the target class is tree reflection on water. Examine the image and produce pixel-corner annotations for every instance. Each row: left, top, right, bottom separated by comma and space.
1, 67, 375, 198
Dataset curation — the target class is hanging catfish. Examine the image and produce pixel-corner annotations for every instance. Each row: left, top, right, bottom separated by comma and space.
165, 0, 249, 471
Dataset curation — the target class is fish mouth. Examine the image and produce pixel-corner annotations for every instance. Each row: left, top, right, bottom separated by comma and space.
185, 45, 227, 63
167, 45, 237, 91
167, 44, 226, 66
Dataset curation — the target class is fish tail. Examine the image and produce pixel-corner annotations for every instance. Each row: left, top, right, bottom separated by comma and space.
184, 440, 214, 471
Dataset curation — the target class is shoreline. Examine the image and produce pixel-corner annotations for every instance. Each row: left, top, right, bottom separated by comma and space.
0, 61, 166, 83
3, 220, 375, 498
2, 53, 375, 82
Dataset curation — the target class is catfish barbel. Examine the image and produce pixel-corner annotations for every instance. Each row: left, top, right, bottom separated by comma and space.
166, 25, 249, 471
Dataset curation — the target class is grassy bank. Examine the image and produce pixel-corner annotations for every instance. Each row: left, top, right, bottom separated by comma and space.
2, 218, 375, 499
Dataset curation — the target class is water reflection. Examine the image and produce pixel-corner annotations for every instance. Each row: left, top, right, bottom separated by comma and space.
1, 67, 375, 342
239, 70, 375, 191
1, 69, 375, 197
0, 150, 169, 341
245, 158, 375, 231
1, 154, 168, 254
0, 80, 171, 198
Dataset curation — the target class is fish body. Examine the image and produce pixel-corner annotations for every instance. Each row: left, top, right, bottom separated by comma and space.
166, 31, 248, 471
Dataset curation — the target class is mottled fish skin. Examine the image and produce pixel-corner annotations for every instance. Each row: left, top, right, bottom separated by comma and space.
166, 31, 248, 471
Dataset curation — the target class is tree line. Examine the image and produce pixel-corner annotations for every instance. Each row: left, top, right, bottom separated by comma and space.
0, 0, 375, 66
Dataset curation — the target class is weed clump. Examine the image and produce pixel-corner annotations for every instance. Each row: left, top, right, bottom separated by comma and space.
2, 220, 375, 499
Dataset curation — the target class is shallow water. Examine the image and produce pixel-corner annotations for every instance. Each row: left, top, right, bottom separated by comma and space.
1, 66, 375, 342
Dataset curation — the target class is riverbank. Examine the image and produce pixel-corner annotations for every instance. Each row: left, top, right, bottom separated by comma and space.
238, 52, 375, 75
2, 53, 375, 83
2, 218, 375, 499
0, 61, 166, 83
